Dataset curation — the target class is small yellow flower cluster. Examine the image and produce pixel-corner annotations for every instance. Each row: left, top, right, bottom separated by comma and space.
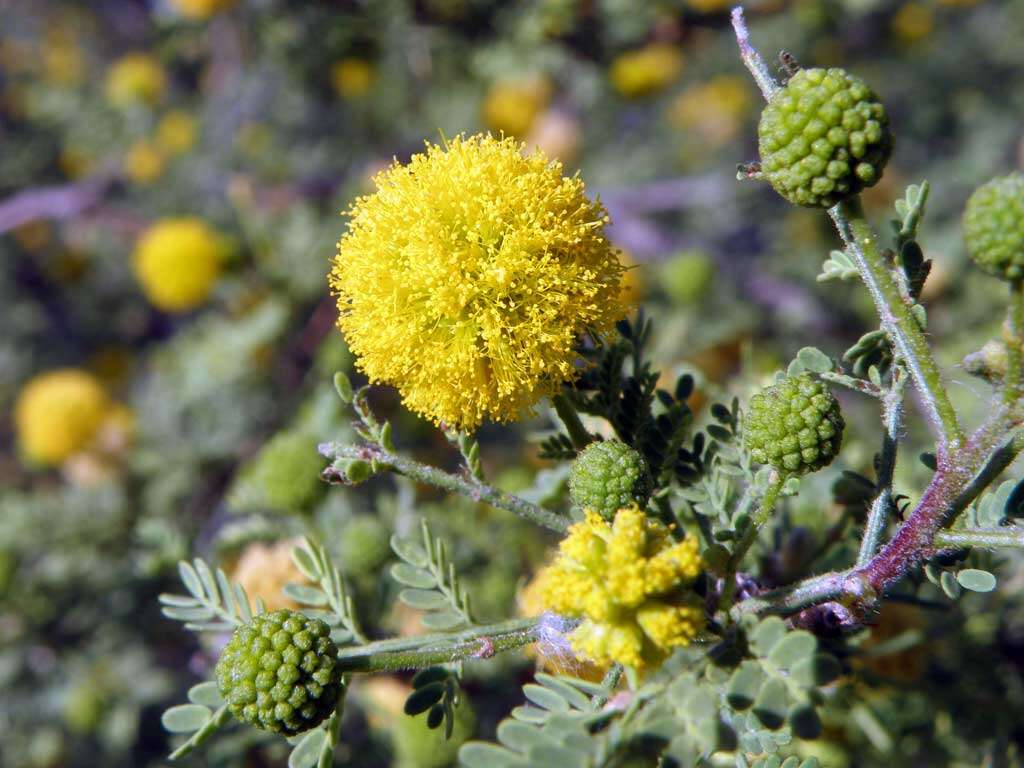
610, 43, 684, 99
106, 53, 166, 108
169, 0, 236, 20
537, 506, 705, 672
330, 133, 624, 430
124, 141, 165, 185
133, 218, 224, 312
14, 369, 110, 466
156, 110, 198, 155
331, 58, 375, 99
482, 76, 552, 138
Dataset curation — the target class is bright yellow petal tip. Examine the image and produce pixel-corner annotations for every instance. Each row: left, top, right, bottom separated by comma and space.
536, 504, 705, 673
329, 133, 625, 430
133, 218, 224, 312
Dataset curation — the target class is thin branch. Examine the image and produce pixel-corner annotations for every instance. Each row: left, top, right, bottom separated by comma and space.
334, 617, 546, 673
857, 366, 906, 566
830, 200, 963, 451
0, 173, 116, 234
934, 527, 1024, 549
1004, 278, 1024, 406
319, 442, 570, 533
552, 394, 594, 451
721, 471, 784, 610
731, 7, 780, 100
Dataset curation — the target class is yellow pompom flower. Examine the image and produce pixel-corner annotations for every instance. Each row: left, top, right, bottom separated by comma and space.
329, 134, 625, 430
331, 58, 375, 99
169, 0, 236, 19
610, 43, 684, 99
536, 506, 705, 672
14, 369, 110, 466
482, 76, 552, 138
133, 218, 224, 312
156, 110, 198, 155
106, 53, 166, 108
124, 140, 166, 185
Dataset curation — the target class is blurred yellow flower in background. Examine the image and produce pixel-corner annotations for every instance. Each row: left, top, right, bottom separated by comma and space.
331, 58, 375, 99
228, 539, 308, 612
132, 217, 224, 312
536, 505, 704, 672
124, 140, 166, 185
668, 75, 752, 146
481, 76, 552, 138
14, 369, 110, 466
892, 3, 934, 45
106, 53, 166, 108
330, 134, 625, 429
42, 30, 84, 87
156, 110, 198, 155
169, 0, 236, 20
610, 43, 683, 99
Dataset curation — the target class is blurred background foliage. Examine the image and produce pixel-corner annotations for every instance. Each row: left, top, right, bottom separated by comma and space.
2, 0, 1024, 766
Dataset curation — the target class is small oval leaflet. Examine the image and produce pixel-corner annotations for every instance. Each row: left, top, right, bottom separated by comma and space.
957, 568, 997, 593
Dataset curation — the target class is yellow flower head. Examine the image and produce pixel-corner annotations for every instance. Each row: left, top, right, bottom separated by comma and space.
610, 43, 684, 99
124, 140, 166, 185
536, 506, 704, 672
482, 76, 552, 138
329, 134, 625, 430
106, 53, 166, 108
15, 369, 110, 466
133, 218, 224, 312
169, 0, 236, 19
331, 58, 375, 99
156, 110, 198, 155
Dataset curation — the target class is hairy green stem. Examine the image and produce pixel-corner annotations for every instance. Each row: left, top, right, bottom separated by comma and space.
334, 617, 546, 673
552, 393, 594, 450
319, 442, 569, 533
1004, 279, 1024, 406
934, 527, 1024, 549
168, 704, 232, 761
857, 367, 906, 566
721, 471, 784, 609
831, 199, 962, 451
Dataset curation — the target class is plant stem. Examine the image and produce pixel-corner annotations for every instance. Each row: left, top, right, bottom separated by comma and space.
721, 471, 784, 610
934, 527, 1024, 549
730, 8, 779, 101
831, 199, 962, 451
857, 367, 905, 566
319, 442, 569, 533
733, 426, 1024, 619
334, 617, 546, 673
1004, 278, 1024, 406
552, 393, 594, 450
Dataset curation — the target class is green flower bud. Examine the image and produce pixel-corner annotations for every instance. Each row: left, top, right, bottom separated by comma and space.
569, 440, 652, 519
744, 374, 843, 475
759, 67, 892, 208
963, 173, 1024, 280
215, 609, 341, 735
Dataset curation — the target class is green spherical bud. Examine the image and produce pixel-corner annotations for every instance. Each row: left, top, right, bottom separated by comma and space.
963, 173, 1024, 280
662, 250, 714, 305
230, 431, 325, 514
569, 440, 652, 518
338, 515, 391, 577
758, 67, 892, 208
215, 609, 341, 735
744, 374, 843, 475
